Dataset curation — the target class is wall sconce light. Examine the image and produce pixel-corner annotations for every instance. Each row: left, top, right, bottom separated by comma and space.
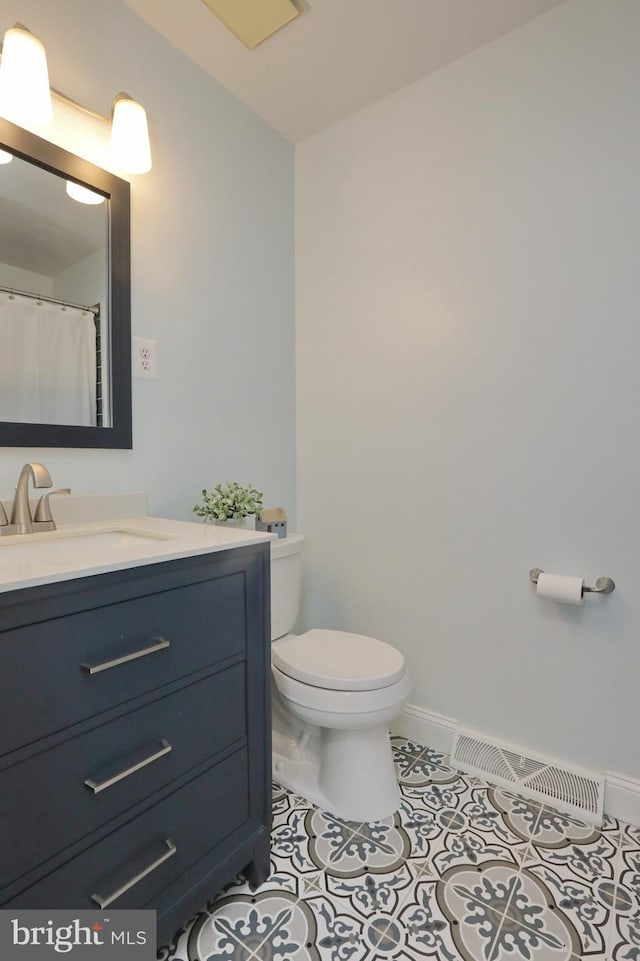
0, 23, 52, 127
108, 93, 152, 174
0, 24, 151, 175
65, 181, 105, 205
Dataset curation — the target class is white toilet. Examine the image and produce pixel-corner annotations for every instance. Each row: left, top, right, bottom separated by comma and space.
270, 534, 410, 822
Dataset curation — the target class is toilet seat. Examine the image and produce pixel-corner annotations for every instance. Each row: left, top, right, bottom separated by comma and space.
272, 663, 410, 717
272, 628, 405, 691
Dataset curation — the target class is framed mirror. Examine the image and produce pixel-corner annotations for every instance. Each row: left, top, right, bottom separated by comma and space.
0, 117, 131, 448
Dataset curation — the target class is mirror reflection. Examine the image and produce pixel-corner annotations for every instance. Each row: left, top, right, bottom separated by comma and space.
0, 117, 131, 449
0, 153, 109, 427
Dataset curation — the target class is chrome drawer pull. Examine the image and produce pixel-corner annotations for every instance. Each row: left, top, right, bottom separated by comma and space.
80, 637, 170, 675
91, 838, 176, 909
84, 739, 173, 794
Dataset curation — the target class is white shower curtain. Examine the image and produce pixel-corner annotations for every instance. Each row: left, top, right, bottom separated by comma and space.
0, 293, 97, 426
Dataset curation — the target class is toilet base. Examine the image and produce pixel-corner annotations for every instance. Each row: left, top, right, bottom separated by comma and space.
272, 722, 401, 822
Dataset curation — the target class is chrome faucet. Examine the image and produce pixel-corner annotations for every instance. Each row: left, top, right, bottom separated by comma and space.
1, 463, 70, 535
9, 463, 53, 534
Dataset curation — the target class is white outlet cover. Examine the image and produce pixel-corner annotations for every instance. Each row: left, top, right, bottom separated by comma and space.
132, 336, 158, 380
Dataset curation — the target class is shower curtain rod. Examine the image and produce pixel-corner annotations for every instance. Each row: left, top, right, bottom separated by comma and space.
0, 284, 98, 315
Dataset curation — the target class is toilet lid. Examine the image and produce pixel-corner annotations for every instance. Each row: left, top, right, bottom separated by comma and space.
272, 629, 405, 691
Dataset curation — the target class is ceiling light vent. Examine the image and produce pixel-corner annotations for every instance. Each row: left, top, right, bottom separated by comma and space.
200, 0, 306, 50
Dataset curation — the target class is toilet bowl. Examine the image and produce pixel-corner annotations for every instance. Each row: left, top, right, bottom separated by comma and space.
270, 536, 410, 822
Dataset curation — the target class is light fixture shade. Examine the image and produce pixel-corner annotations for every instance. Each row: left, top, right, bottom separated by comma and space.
108, 93, 151, 174
65, 180, 105, 205
0, 148, 13, 164
0, 24, 52, 126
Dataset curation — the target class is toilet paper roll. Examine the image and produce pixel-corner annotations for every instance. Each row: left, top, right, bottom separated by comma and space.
536, 572, 584, 606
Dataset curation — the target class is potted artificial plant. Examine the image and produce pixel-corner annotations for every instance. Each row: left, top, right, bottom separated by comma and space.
193, 482, 263, 529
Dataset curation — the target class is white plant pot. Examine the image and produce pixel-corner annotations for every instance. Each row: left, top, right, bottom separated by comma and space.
211, 516, 256, 530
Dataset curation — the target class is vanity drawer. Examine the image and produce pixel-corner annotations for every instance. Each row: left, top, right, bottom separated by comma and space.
4, 748, 249, 910
0, 572, 247, 756
0, 664, 246, 891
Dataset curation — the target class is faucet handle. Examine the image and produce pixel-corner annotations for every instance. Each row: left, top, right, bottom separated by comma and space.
33, 488, 71, 530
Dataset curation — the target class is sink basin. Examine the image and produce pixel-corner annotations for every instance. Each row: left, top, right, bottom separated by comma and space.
0, 527, 177, 580
0, 527, 174, 552
0, 513, 271, 593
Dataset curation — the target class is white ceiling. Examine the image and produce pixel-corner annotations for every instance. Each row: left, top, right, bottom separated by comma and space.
120, 0, 566, 143
0, 152, 105, 276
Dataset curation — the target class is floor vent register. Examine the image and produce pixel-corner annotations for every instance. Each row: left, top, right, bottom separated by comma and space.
451, 729, 604, 824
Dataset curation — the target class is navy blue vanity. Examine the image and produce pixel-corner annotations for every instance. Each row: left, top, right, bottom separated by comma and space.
0, 541, 271, 945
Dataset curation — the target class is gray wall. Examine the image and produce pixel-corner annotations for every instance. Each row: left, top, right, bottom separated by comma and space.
0, 0, 296, 523
296, 0, 640, 778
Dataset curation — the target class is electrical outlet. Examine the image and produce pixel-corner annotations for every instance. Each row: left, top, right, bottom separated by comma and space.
132, 336, 158, 380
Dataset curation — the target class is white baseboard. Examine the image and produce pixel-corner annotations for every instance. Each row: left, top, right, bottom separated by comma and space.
605, 770, 640, 827
391, 704, 457, 755
392, 704, 640, 827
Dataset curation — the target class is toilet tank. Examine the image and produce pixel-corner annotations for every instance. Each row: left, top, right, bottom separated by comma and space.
270, 533, 304, 641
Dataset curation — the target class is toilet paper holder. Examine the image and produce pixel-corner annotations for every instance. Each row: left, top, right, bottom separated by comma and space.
529, 568, 615, 595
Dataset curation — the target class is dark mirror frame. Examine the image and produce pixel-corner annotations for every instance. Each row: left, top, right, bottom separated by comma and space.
0, 117, 131, 449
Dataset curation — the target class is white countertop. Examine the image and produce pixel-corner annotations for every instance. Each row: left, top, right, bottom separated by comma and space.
0, 516, 274, 594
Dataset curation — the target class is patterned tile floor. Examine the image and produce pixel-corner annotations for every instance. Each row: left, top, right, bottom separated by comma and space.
158, 738, 640, 960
